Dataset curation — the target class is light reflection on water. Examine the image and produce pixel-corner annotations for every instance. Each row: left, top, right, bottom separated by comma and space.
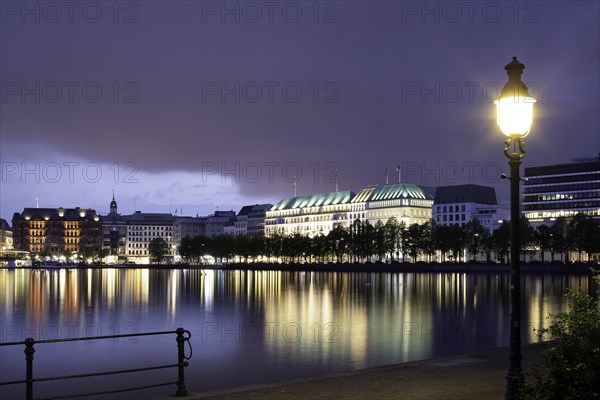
0, 268, 593, 399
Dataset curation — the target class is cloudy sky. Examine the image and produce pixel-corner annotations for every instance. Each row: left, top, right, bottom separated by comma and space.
1, 0, 598, 221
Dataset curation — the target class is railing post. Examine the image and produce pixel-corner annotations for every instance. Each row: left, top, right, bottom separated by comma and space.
24, 338, 35, 400
175, 328, 188, 397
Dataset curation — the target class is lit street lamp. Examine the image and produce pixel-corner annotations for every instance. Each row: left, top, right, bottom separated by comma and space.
495, 56, 536, 399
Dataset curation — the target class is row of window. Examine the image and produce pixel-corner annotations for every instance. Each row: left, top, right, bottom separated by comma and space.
524, 191, 599, 202
524, 183, 600, 194
128, 236, 171, 242
524, 201, 600, 211
128, 231, 172, 237
436, 205, 466, 213
128, 243, 148, 248
525, 173, 599, 185
525, 209, 600, 219
436, 214, 467, 222
128, 226, 173, 231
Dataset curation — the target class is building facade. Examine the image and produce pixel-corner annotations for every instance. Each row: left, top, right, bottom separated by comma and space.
205, 211, 236, 237
433, 184, 504, 232
174, 216, 207, 243
523, 158, 600, 225
0, 218, 14, 252
12, 207, 102, 258
224, 204, 272, 237
125, 211, 176, 264
265, 184, 434, 237
265, 191, 356, 237
101, 194, 127, 261
355, 183, 435, 226
246, 204, 272, 237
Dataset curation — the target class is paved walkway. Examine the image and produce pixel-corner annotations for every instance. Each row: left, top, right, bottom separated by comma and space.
160, 344, 546, 400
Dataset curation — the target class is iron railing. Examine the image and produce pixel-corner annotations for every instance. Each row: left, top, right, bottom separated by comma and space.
0, 327, 192, 400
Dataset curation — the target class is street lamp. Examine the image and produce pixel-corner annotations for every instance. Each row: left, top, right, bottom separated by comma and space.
496, 57, 536, 399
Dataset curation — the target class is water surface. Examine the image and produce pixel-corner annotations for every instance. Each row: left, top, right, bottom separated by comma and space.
0, 268, 592, 399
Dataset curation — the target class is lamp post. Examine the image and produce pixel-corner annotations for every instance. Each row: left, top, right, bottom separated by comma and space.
495, 57, 536, 400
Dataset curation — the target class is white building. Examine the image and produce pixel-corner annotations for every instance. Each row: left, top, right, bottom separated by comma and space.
174, 216, 207, 243
265, 191, 355, 237
224, 204, 273, 237
0, 218, 13, 251
356, 183, 435, 226
125, 211, 176, 264
205, 211, 236, 237
265, 184, 435, 237
433, 184, 504, 233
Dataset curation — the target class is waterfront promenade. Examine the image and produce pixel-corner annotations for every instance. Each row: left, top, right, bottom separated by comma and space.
166, 344, 546, 400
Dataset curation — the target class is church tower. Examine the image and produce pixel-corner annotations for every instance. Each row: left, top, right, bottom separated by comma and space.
110, 191, 118, 214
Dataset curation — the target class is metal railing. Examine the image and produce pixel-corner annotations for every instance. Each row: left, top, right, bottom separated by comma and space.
0, 327, 192, 400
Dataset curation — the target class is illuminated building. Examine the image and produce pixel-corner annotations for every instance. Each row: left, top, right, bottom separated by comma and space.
12, 207, 102, 257
0, 218, 13, 251
433, 184, 506, 232
102, 194, 127, 259
265, 184, 434, 237
224, 204, 272, 237
354, 183, 435, 226
523, 157, 600, 225
265, 191, 356, 237
125, 211, 176, 264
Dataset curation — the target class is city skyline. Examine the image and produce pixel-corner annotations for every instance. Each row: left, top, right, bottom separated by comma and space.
2, 1, 599, 222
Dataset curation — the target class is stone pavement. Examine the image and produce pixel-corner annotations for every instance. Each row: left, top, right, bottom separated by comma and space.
159, 344, 546, 400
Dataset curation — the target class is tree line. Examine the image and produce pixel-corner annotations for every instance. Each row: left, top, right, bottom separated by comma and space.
173, 214, 600, 265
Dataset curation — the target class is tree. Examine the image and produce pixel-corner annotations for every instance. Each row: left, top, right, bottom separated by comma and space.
405, 223, 429, 263
178, 236, 194, 261
447, 224, 466, 262
384, 217, 400, 262
520, 216, 536, 262
433, 224, 452, 262
374, 220, 387, 261
551, 218, 568, 263
398, 222, 409, 262
491, 221, 510, 264
420, 222, 435, 262
535, 225, 553, 263
566, 214, 600, 262
328, 225, 349, 263
521, 273, 600, 399
465, 218, 488, 261
149, 237, 169, 263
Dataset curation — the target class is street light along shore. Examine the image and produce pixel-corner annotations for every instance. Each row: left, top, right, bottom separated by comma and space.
495, 56, 536, 400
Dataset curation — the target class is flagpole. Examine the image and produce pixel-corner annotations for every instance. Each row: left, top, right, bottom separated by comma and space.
397, 165, 402, 184
293, 176, 297, 197
385, 169, 389, 185
335, 169, 339, 192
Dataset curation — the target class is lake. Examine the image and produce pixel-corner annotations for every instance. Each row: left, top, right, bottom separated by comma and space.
0, 268, 593, 399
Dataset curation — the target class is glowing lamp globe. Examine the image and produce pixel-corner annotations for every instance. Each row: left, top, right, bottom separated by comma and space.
495, 57, 536, 138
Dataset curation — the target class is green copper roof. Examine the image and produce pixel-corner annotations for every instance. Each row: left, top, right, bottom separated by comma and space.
270, 191, 355, 211
353, 184, 434, 202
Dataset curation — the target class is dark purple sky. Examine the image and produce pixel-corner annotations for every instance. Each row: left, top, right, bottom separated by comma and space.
1, 1, 599, 221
